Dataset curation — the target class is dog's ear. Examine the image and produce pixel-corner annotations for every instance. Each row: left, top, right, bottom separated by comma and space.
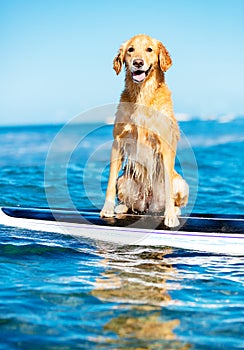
158, 42, 172, 72
113, 42, 127, 75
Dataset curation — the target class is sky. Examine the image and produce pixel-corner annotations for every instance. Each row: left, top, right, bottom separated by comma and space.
0, 0, 244, 125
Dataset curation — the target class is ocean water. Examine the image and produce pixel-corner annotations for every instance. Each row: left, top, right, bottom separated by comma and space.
0, 117, 243, 349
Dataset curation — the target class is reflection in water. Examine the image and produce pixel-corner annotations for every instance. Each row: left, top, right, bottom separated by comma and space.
91, 245, 191, 349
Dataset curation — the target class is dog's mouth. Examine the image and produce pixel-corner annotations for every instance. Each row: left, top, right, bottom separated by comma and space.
131, 65, 152, 84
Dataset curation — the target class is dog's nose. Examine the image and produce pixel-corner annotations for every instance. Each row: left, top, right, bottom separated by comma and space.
133, 59, 144, 68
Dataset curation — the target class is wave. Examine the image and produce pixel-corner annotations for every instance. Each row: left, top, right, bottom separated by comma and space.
0, 241, 98, 261
180, 135, 244, 147
0, 242, 76, 256
176, 113, 244, 123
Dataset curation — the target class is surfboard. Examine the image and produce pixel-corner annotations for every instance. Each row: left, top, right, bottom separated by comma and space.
0, 206, 243, 255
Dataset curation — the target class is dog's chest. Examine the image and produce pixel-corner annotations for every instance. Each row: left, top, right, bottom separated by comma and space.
119, 116, 164, 185
129, 107, 175, 151
115, 102, 178, 177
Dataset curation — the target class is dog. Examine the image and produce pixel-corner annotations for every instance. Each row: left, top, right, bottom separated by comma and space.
100, 34, 189, 227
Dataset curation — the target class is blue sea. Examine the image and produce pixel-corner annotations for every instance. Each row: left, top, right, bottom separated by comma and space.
0, 116, 244, 349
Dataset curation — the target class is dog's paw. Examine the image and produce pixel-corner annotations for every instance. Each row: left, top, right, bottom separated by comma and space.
100, 200, 115, 218
115, 203, 129, 214
164, 212, 180, 228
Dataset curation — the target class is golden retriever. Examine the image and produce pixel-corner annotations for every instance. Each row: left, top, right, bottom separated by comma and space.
100, 34, 189, 227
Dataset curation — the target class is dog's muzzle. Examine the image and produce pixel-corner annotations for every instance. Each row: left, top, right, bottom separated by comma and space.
131, 64, 152, 84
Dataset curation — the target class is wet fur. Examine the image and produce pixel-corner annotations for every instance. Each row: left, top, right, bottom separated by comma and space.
100, 34, 189, 227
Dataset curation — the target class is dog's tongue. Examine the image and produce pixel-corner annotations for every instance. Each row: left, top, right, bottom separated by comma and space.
132, 71, 146, 82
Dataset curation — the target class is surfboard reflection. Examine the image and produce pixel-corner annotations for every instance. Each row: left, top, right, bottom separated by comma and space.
91, 245, 191, 349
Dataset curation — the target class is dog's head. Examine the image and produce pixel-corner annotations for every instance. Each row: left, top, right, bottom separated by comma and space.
113, 34, 172, 84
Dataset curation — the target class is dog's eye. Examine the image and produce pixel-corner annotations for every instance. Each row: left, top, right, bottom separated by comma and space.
146, 47, 153, 52
128, 47, 134, 53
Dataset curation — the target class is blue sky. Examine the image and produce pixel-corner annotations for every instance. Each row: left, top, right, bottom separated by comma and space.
0, 0, 244, 125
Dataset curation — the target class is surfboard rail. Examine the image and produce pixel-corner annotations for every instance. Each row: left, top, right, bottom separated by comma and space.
0, 206, 243, 255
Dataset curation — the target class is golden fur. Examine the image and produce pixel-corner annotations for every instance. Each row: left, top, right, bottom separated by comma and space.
100, 34, 189, 227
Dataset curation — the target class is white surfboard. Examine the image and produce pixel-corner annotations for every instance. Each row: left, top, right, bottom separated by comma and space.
0, 206, 243, 255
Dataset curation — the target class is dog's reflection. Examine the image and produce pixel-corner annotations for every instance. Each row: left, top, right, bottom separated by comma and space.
91, 245, 191, 349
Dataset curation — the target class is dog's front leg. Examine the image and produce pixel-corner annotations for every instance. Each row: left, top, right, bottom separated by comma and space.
100, 139, 122, 217
163, 150, 180, 228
